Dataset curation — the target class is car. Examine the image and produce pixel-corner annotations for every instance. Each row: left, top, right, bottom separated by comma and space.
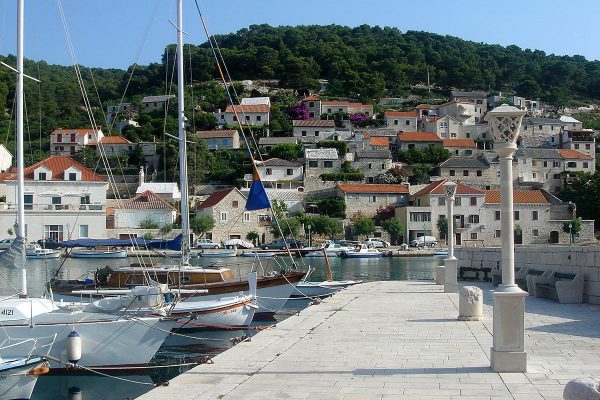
363, 238, 390, 248
260, 239, 305, 250
37, 238, 63, 249
0, 238, 14, 250
223, 239, 254, 249
409, 236, 438, 248
194, 239, 220, 249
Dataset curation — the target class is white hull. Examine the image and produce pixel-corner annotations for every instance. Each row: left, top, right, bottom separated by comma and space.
291, 280, 362, 298
70, 249, 128, 259
198, 250, 238, 258
241, 252, 275, 258
27, 251, 61, 259
169, 296, 255, 329
0, 358, 47, 400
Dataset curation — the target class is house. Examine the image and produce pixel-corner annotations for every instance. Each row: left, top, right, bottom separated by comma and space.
384, 111, 417, 131
559, 116, 583, 130
244, 158, 303, 190
196, 187, 267, 243
0, 155, 108, 240
141, 95, 175, 113
396, 180, 486, 245
50, 128, 103, 156
521, 118, 566, 137
113, 190, 176, 229
303, 148, 341, 191
196, 130, 240, 150
437, 100, 483, 125
136, 182, 181, 202
106, 103, 133, 124
292, 120, 336, 140
368, 136, 390, 150
214, 104, 270, 127
437, 155, 503, 191
559, 130, 595, 158
397, 132, 443, 151
258, 137, 300, 153
96, 136, 133, 157
355, 129, 400, 153
240, 97, 270, 106
336, 183, 409, 219
321, 101, 373, 117
300, 96, 321, 119
0, 145, 12, 172
443, 139, 477, 157
415, 103, 438, 119
353, 149, 392, 183
421, 115, 463, 139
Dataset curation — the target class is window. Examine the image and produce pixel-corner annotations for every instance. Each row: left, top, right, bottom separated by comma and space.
586, 144, 591, 150
575, 143, 580, 149
514, 211, 520, 220
323, 161, 333, 168
468, 214, 479, 224
394, 120, 398, 126
463, 170, 469, 176
438, 197, 445, 206
309, 112, 314, 118
57, 134, 62, 143
532, 229, 539, 237
301, 130, 307, 137
466, 133, 471, 139
532, 172, 537, 179
232, 200, 239, 208
79, 225, 88, 238
470, 197, 477, 206
532, 161, 537, 167
409, 212, 431, 222
532, 210, 538, 220
455, 197, 461, 206
70, 133, 76, 142
584, 162, 589, 168
539, 125, 543, 130
309, 102, 314, 107
496, 171, 501, 178
369, 195, 377, 203
44, 225, 64, 241
381, 163, 385, 170
52, 196, 61, 205
256, 116, 261, 122
315, 130, 320, 137
449, 170, 455, 176
477, 170, 482, 177
80, 195, 90, 205
494, 230, 501, 238
470, 233, 478, 240
287, 168, 293, 175
308, 160, 318, 168
368, 163, 372, 170
266, 168, 272, 175
220, 212, 227, 222
24, 194, 33, 210
567, 162, 577, 168
222, 138, 229, 146
243, 212, 250, 222
524, 125, 528, 130
543, 161, 548, 167
68, 173, 77, 181
38, 172, 47, 180
405, 120, 410, 126
465, 150, 473, 156
495, 210, 501, 220
551, 126, 554, 131
245, 115, 250, 122
553, 161, 561, 167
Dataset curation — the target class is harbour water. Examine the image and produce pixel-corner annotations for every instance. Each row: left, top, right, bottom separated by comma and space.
0, 254, 441, 399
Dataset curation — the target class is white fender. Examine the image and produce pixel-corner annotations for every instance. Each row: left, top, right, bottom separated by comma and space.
247, 272, 257, 299
67, 330, 82, 364
68, 386, 82, 400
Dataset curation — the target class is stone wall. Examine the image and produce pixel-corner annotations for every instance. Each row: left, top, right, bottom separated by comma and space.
455, 245, 600, 304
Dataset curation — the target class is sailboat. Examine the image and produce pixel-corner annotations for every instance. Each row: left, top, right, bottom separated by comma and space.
0, 0, 177, 372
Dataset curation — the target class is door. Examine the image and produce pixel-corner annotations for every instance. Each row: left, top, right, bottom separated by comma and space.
455, 233, 462, 246
549, 231, 559, 244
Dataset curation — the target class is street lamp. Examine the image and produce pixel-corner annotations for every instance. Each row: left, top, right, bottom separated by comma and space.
569, 223, 573, 244
307, 224, 312, 247
443, 181, 458, 293
485, 104, 528, 372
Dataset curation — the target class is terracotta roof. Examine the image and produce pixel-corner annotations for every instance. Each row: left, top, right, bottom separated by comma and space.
398, 132, 442, 142
321, 100, 350, 107
414, 179, 485, 196
0, 172, 14, 182
559, 149, 593, 160
100, 136, 131, 144
416, 104, 438, 109
50, 128, 99, 136
369, 137, 389, 147
303, 96, 320, 101
224, 104, 270, 113
443, 139, 477, 148
292, 120, 336, 127
18, 155, 105, 182
119, 190, 175, 210
484, 190, 550, 205
196, 130, 238, 139
384, 111, 417, 118
337, 183, 409, 194
197, 187, 236, 209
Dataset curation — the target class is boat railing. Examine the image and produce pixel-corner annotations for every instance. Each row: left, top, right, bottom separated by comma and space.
0, 334, 57, 359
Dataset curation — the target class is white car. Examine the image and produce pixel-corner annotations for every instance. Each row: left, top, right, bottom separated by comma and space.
223, 239, 254, 249
409, 236, 438, 248
363, 238, 390, 248
194, 239, 220, 249
0, 238, 14, 250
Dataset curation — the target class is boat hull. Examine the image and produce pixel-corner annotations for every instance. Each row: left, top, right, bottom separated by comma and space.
70, 250, 128, 259
290, 280, 363, 298
168, 296, 255, 329
0, 358, 48, 400
338, 252, 382, 258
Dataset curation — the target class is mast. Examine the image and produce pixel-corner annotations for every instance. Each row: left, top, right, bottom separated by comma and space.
177, 0, 190, 265
16, 0, 27, 296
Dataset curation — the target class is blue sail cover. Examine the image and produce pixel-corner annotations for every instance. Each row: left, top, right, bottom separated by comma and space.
245, 166, 271, 211
60, 234, 183, 251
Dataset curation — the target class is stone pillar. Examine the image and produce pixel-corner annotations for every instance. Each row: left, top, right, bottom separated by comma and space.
458, 286, 483, 321
443, 181, 457, 293
485, 104, 528, 372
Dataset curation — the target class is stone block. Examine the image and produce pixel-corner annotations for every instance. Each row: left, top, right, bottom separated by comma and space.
563, 377, 600, 400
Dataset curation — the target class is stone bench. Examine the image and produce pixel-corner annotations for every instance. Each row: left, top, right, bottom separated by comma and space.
513, 268, 545, 293
533, 271, 584, 304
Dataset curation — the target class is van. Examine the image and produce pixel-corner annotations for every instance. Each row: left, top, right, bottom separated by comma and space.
409, 236, 437, 248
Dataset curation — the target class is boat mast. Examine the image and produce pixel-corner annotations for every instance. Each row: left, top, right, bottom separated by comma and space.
177, 0, 190, 265
16, 0, 27, 296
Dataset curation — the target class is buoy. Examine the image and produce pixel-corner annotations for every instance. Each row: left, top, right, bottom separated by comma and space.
67, 330, 82, 364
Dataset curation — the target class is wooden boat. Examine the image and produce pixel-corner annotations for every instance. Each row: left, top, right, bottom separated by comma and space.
338, 244, 383, 259
25, 244, 61, 259
70, 248, 128, 259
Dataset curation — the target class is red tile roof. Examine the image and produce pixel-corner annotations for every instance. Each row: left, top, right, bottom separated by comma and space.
197, 188, 236, 209
292, 120, 336, 127
484, 190, 550, 205
100, 136, 131, 144
369, 137, 389, 147
443, 139, 477, 148
322, 100, 350, 106
50, 128, 99, 136
414, 179, 485, 196
18, 155, 105, 182
559, 149, 593, 160
416, 104, 438, 109
119, 190, 175, 210
225, 104, 270, 113
337, 183, 409, 194
196, 130, 238, 139
398, 132, 442, 142
303, 96, 320, 101
384, 111, 417, 118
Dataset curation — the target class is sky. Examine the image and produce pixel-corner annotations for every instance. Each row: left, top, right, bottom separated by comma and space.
0, 0, 599, 70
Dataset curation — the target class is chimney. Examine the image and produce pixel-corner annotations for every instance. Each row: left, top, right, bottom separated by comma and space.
139, 165, 145, 184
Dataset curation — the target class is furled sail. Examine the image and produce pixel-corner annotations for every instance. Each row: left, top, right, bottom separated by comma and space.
0, 224, 25, 269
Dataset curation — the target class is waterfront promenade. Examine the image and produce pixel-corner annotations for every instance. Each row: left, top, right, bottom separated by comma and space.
138, 281, 600, 400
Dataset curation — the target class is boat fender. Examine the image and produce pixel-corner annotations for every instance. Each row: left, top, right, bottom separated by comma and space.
67, 330, 82, 364
68, 386, 82, 400
26, 361, 50, 376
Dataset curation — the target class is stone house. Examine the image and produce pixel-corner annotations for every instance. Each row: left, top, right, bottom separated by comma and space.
214, 104, 270, 127
301, 96, 321, 119
559, 130, 595, 158
397, 131, 443, 151
437, 155, 504, 191
50, 128, 103, 156
443, 139, 477, 157
141, 95, 175, 113
113, 190, 176, 229
196, 187, 268, 243
420, 115, 463, 139
303, 148, 341, 191
321, 101, 373, 118
335, 183, 409, 220
292, 120, 336, 140
384, 111, 417, 131
195, 130, 241, 150
354, 129, 399, 153
521, 118, 566, 137
244, 158, 303, 190
450, 90, 488, 111
437, 100, 483, 125
106, 103, 134, 125
559, 116, 583, 130
415, 104, 438, 119
352, 149, 392, 183
257, 137, 300, 153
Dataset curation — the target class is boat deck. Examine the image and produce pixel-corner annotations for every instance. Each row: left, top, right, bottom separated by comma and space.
138, 280, 600, 399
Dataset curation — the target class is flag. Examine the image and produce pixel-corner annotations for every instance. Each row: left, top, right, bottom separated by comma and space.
245, 166, 271, 211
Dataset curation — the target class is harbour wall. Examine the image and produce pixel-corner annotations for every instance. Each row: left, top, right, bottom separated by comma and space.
455, 245, 600, 304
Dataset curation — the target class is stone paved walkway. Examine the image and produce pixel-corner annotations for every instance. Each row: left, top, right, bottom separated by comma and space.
137, 281, 600, 400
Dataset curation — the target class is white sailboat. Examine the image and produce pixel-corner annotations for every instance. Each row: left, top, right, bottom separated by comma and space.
0, 0, 176, 372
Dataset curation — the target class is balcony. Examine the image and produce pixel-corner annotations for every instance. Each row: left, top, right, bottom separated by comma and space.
0, 203, 105, 212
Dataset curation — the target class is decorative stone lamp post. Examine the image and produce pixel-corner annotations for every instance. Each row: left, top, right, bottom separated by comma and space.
485, 104, 528, 372
443, 181, 458, 293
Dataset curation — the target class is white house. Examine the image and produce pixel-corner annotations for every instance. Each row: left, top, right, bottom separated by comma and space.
0, 144, 12, 172
114, 190, 176, 229
244, 158, 304, 190
141, 95, 175, 113
0, 155, 108, 241
50, 128, 104, 156
136, 182, 181, 202
384, 111, 417, 131
215, 104, 270, 127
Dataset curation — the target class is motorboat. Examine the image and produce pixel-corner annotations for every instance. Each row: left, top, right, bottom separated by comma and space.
26, 244, 61, 259
198, 249, 238, 257
291, 280, 363, 298
304, 241, 353, 257
432, 249, 449, 256
338, 244, 383, 258
70, 248, 128, 258
241, 251, 275, 258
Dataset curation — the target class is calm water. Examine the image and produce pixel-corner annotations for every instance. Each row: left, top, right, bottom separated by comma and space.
0, 254, 441, 399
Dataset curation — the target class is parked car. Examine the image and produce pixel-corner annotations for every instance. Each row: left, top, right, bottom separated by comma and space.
37, 238, 63, 249
0, 238, 14, 250
223, 239, 254, 249
363, 238, 390, 248
260, 239, 305, 250
409, 236, 438, 248
194, 239, 220, 249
